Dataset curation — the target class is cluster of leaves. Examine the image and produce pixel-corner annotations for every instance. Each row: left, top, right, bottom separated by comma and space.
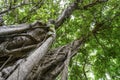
1, 0, 60, 24
67, 0, 120, 80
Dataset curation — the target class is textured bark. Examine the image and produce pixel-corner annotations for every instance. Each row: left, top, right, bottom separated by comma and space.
7, 35, 55, 80
26, 37, 86, 80
0, 21, 50, 79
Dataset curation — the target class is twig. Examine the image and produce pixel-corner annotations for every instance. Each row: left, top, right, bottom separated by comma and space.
0, 55, 12, 71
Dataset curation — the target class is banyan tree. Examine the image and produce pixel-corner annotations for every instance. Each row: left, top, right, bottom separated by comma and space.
0, 0, 119, 80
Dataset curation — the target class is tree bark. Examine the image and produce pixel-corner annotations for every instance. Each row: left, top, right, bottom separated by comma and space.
7, 35, 55, 80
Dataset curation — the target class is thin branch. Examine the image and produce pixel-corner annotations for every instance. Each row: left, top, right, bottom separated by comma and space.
83, 0, 108, 10
0, 3, 33, 15
18, 0, 45, 23
82, 55, 88, 80
93, 33, 106, 53
0, 55, 12, 71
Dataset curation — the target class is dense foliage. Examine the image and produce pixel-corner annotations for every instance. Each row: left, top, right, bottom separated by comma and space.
0, 0, 119, 80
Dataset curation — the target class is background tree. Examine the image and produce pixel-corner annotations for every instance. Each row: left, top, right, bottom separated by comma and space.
0, 0, 120, 80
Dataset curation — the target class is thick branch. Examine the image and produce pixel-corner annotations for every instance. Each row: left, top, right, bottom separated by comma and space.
55, 0, 108, 28
55, 0, 81, 28
0, 24, 30, 36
